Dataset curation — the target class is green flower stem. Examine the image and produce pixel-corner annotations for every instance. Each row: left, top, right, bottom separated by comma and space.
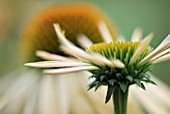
113, 86, 129, 114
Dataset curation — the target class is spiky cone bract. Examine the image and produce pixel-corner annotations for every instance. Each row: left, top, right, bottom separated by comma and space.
25, 23, 170, 114
20, 3, 117, 63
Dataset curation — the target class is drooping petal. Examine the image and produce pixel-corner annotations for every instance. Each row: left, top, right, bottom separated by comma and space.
90, 53, 115, 67
24, 61, 91, 68
43, 66, 99, 74
77, 34, 93, 49
129, 33, 153, 65
98, 21, 113, 43
152, 53, 170, 64
54, 23, 103, 65
111, 59, 125, 68
139, 34, 170, 65
36, 50, 75, 61
151, 48, 170, 61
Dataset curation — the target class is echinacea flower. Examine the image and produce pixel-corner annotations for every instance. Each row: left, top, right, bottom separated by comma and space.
25, 23, 170, 114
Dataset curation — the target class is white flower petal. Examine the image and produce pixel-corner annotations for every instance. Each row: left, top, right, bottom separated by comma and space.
129, 33, 153, 65
111, 59, 125, 68
98, 21, 113, 43
54, 23, 101, 64
139, 34, 170, 65
38, 76, 60, 114
151, 48, 170, 61
43, 66, 99, 74
23, 84, 38, 114
131, 28, 142, 42
36, 50, 75, 61
53, 23, 75, 48
77, 34, 93, 49
53, 23, 114, 67
25, 61, 91, 68
152, 53, 170, 64
90, 53, 115, 67
60, 46, 112, 66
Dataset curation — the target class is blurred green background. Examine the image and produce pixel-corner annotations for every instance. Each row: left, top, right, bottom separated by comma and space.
0, 0, 170, 85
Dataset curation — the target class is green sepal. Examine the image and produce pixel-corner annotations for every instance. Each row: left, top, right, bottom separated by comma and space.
116, 73, 122, 77
88, 80, 97, 90
143, 73, 151, 80
134, 79, 141, 87
108, 79, 116, 86
131, 70, 138, 77
141, 83, 146, 90
105, 85, 115, 103
88, 74, 98, 79
126, 75, 133, 82
119, 81, 129, 93
142, 79, 157, 85
100, 75, 105, 81
95, 82, 102, 91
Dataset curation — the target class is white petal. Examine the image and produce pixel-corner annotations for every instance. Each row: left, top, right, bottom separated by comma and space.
111, 59, 125, 68
60, 46, 113, 67
131, 28, 142, 42
25, 61, 91, 68
151, 48, 170, 61
77, 34, 93, 49
152, 53, 170, 64
129, 33, 153, 65
38, 76, 60, 114
23, 84, 38, 114
53, 23, 75, 48
54, 23, 113, 67
98, 21, 113, 43
43, 66, 99, 74
36, 50, 75, 61
139, 34, 170, 65
90, 53, 115, 67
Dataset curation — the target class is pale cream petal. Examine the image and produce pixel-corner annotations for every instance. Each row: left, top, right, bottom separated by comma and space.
98, 21, 113, 43
38, 76, 61, 114
129, 33, 153, 65
139, 34, 170, 65
25, 61, 90, 68
152, 53, 170, 64
131, 28, 142, 42
54, 76, 69, 114
36, 50, 75, 61
43, 66, 99, 74
53, 23, 87, 56
111, 59, 125, 68
131, 86, 169, 114
77, 34, 93, 49
53, 23, 75, 48
90, 53, 115, 67
131, 73, 170, 114
23, 83, 38, 114
151, 48, 170, 61
0, 70, 39, 111
54, 23, 113, 67
60, 46, 113, 66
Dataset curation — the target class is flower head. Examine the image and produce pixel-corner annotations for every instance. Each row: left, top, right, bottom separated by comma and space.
25, 23, 170, 103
